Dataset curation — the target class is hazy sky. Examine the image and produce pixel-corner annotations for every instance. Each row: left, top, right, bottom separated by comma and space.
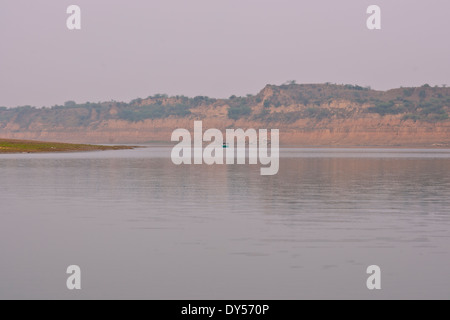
1, 0, 449, 107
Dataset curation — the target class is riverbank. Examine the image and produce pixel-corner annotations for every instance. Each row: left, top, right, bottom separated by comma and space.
0, 139, 134, 154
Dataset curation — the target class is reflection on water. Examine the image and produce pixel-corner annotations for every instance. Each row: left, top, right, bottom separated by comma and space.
0, 147, 450, 299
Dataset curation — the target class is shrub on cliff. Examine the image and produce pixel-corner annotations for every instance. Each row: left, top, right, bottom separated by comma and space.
228, 105, 252, 120
305, 107, 332, 120
368, 101, 406, 116
118, 104, 192, 122
403, 88, 414, 97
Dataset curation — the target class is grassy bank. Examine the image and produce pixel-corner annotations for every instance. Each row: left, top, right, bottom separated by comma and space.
0, 139, 133, 154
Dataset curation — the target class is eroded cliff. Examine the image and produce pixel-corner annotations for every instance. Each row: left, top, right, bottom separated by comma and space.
1, 84, 450, 146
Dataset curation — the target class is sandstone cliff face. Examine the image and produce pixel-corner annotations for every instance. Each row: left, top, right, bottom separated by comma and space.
1, 84, 450, 147
1, 116, 450, 147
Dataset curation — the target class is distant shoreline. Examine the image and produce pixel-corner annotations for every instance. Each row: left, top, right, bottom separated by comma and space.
0, 139, 134, 154
2, 84, 450, 148
2, 138, 450, 154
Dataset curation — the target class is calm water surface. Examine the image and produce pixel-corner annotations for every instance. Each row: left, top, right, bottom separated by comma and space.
1, 147, 450, 299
